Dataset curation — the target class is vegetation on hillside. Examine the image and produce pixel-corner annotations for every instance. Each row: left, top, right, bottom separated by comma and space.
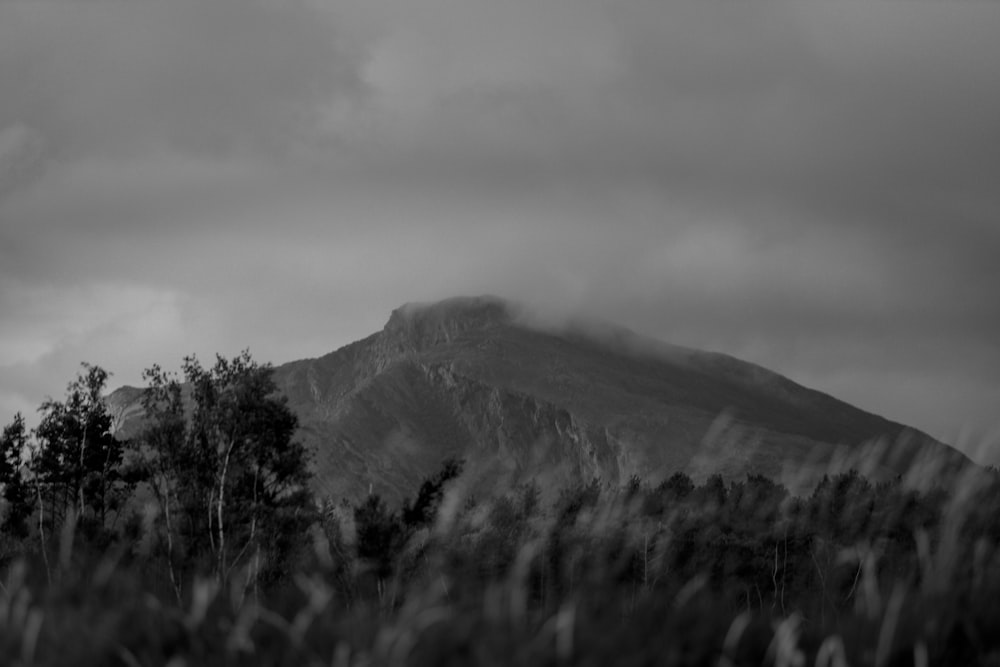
0, 359, 999, 665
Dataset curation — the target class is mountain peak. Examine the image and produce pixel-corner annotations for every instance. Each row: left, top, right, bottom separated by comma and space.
382, 295, 517, 347
389, 294, 514, 324
114, 296, 971, 503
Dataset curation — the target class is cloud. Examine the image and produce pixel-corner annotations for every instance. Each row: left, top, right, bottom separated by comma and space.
0, 123, 46, 200
0, 282, 188, 426
0, 0, 997, 460
0, 0, 362, 162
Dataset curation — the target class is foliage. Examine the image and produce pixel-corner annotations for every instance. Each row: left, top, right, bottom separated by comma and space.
353, 493, 403, 583
0, 413, 32, 538
135, 351, 315, 596
401, 457, 463, 529
31, 364, 133, 535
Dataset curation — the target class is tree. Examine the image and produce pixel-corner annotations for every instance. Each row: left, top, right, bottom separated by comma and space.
0, 413, 32, 537
401, 458, 464, 529
693, 474, 728, 509
31, 363, 130, 533
353, 459, 466, 603
661, 472, 695, 500
136, 350, 313, 596
354, 493, 403, 584
643, 472, 695, 516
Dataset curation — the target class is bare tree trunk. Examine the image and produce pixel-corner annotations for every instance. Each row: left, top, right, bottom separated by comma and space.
207, 487, 216, 555
811, 545, 828, 627
36, 481, 51, 586
100, 444, 113, 528
236, 465, 261, 608
781, 530, 788, 615
77, 424, 87, 520
643, 533, 655, 592
772, 542, 779, 610
160, 482, 182, 605
165, 504, 181, 603
59, 484, 66, 528
215, 439, 236, 583
252, 543, 260, 607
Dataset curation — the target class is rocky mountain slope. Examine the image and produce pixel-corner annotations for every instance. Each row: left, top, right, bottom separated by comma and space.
110, 295, 969, 503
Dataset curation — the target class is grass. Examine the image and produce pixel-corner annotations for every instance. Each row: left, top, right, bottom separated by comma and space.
2, 461, 1000, 666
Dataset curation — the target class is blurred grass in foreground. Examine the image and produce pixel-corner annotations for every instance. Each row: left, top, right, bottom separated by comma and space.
3, 461, 1000, 667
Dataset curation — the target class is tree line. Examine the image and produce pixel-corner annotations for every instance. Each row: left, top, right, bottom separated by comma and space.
317, 460, 1000, 664
0, 353, 314, 599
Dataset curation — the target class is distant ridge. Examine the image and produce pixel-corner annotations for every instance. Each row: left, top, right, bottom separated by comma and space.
110, 295, 970, 503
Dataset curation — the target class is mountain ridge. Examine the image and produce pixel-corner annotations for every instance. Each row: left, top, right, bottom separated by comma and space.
109, 295, 969, 503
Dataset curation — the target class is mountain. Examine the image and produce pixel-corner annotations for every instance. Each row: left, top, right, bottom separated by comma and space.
110, 295, 969, 503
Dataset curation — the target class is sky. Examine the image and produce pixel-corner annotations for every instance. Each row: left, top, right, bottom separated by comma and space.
1, 0, 998, 463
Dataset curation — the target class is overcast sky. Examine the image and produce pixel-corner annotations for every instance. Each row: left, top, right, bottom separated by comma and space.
1, 0, 998, 462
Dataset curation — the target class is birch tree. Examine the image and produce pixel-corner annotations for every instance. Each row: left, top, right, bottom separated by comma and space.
31, 364, 129, 535
136, 351, 313, 595
0, 413, 32, 537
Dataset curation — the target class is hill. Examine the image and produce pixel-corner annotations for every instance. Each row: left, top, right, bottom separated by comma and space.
109, 295, 969, 503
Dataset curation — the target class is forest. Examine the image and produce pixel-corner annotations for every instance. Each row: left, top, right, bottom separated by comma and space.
1, 356, 999, 666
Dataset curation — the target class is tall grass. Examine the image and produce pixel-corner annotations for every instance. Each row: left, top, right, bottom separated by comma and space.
2, 458, 1000, 666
